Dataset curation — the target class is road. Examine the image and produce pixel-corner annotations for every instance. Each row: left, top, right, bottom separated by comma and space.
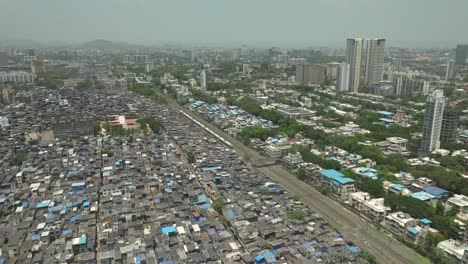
171, 102, 427, 264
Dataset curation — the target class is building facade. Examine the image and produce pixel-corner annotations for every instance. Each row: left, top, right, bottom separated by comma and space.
455, 44, 468, 65
364, 38, 386, 85
440, 102, 459, 144
420, 90, 446, 154
393, 76, 430, 97
0, 51, 8, 67
336, 62, 350, 92
200, 70, 206, 88
295, 64, 326, 84
345, 38, 364, 93
446, 60, 455, 81
0, 71, 36, 83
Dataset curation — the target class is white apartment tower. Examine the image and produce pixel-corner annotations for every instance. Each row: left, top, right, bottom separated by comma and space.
200, 70, 207, 89
345, 38, 363, 93
364, 38, 386, 84
420, 90, 446, 154
336, 62, 350, 92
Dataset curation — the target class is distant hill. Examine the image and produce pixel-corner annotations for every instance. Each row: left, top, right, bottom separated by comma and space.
0, 38, 41, 48
81, 39, 145, 49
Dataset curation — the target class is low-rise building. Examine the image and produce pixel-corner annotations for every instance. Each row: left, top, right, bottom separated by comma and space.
320, 169, 355, 200
282, 152, 303, 169
447, 195, 468, 214
437, 239, 468, 263
363, 198, 391, 223
349, 192, 370, 212
277, 106, 315, 119
264, 138, 291, 160
384, 212, 417, 236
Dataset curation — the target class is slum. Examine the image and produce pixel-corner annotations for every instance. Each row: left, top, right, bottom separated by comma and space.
0, 85, 368, 263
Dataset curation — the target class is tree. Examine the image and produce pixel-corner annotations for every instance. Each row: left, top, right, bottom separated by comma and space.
296, 168, 307, 181
187, 152, 196, 163
213, 198, 224, 214
435, 201, 445, 216
340, 169, 359, 180
137, 117, 163, 134
11, 151, 28, 166
384, 195, 434, 219
288, 210, 306, 220
360, 250, 377, 264
411, 165, 466, 195
361, 179, 385, 198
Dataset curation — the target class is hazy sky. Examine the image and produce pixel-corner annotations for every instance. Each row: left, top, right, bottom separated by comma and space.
1, 0, 467, 47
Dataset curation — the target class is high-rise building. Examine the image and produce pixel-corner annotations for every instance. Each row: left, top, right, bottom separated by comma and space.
420, 90, 445, 154
393, 75, 430, 97
26, 49, 35, 56
31, 60, 47, 74
394, 58, 402, 72
242, 64, 250, 77
440, 102, 460, 144
336, 62, 350, 92
326, 62, 341, 78
0, 71, 36, 83
364, 39, 386, 85
345, 38, 363, 93
445, 60, 455, 81
145, 62, 154, 73
0, 52, 8, 67
296, 64, 326, 84
123, 54, 148, 64
455, 44, 468, 65
200, 70, 206, 88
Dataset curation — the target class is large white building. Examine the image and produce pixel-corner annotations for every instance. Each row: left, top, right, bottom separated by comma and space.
0, 116, 9, 128
393, 75, 430, 97
345, 38, 364, 93
420, 90, 446, 154
336, 62, 350, 92
0, 71, 36, 83
200, 70, 206, 89
364, 39, 386, 84
242, 64, 251, 77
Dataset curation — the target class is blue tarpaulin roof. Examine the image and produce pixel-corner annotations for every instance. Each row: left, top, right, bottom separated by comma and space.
162, 226, 177, 235
390, 184, 405, 191
420, 218, 432, 225
407, 227, 419, 235
348, 246, 360, 253
411, 191, 435, 201
423, 186, 449, 197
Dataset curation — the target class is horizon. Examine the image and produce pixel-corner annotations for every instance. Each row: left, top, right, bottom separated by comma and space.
1, 0, 468, 49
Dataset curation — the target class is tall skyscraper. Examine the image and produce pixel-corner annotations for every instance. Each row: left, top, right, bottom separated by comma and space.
345, 38, 363, 93
445, 60, 455, 81
0, 52, 8, 67
455, 44, 468, 65
393, 75, 430, 97
336, 63, 350, 92
364, 39, 386, 85
296, 64, 326, 84
200, 70, 206, 89
394, 57, 402, 72
420, 90, 445, 154
31, 60, 47, 74
440, 102, 459, 144
242, 64, 250, 77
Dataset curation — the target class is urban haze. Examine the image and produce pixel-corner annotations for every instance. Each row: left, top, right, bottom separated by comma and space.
0, 1, 467, 264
